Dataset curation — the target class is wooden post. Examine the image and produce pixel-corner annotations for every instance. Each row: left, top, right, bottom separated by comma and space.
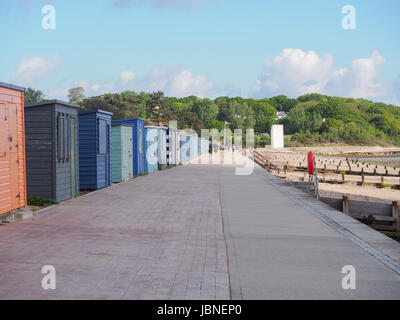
392, 201, 399, 232
303, 170, 307, 181
381, 176, 384, 187
361, 174, 365, 186
342, 173, 345, 183
342, 196, 349, 214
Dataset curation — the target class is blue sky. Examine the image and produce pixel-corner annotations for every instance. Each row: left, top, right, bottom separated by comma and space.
0, 0, 399, 104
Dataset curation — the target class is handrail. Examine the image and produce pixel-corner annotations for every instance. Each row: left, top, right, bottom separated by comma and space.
313, 157, 319, 199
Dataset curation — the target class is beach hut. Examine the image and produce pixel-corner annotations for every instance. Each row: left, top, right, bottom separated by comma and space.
79, 110, 113, 190
190, 134, 199, 159
158, 126, 168, 170
112, 118, 145, 176
0, 82, 27, 216
111, 124, 133, 183
167, 127, 180, 166
180, 133, 191, 163
198, 138, 209, 155
144, 126, 158, 173
25, 100, 80, 202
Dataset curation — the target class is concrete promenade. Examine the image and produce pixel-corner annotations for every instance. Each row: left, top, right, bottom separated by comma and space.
221, 161, 400, 299
0, 154, 399, 299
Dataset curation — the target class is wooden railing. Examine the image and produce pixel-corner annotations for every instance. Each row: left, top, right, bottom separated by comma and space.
321, 196, 400, 232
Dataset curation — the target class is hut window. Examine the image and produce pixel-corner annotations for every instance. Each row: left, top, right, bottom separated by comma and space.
64, 116, 70, 161
57, 113, 70, 162
138, 128, 143, 154
98, 119, 107, 155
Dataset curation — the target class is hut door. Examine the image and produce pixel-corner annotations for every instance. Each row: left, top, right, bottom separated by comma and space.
97, 119, 110, 187
0, 103, 11, 213
106, 124, 111, 186
0, 104, 7, 158
7, 104, 20, 210
70, 117, 76, 197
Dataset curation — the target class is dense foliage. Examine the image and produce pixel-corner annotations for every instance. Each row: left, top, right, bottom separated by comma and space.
24, 88, 45, 105
28, 86, 400, 146
80, 91, 400, 146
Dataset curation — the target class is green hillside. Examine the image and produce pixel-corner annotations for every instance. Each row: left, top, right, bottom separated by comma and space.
25, 88, 400, 146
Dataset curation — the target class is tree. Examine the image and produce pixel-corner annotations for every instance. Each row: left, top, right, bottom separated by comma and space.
310, 111, 323, 131
267, 95, 298, 112
81, 91, 146, 120
191, 98, 218, 126
74, 89, 400, 146
24, 88, 45, 104
206, 120, 225, 132
286, 106, 307, 134
147, 91, 173, 123
249, 101, 276, 133
68, 87, 85, 104
178, 111, 203, 133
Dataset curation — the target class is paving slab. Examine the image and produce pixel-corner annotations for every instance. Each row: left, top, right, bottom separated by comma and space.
0, 165, 229, 300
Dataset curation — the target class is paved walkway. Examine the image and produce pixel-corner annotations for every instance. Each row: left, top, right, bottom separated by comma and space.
0, 165, 229, 299
0, 154, 400, 299
221, 162, 400, 299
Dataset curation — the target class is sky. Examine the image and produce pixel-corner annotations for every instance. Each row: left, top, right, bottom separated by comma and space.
0, 0, 399, 105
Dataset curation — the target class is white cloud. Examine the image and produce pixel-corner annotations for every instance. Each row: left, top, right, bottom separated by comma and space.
251, 49, 333, 98
135, 66, 214, 97
119, 70, 135, 83
73, 79, 114, 96
325, 50, 386, 100
47, 65, 217, 100
251, 49, 399, 105
31, 49, 398, 106
11, 54, 61, 87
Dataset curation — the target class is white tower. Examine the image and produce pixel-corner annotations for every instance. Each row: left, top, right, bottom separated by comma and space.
271, 125, 284, 149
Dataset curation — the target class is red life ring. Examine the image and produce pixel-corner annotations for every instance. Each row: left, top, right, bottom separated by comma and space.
308, 151, 315, 175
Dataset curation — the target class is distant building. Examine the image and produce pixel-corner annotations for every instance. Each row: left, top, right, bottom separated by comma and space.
276, 111, 288, 120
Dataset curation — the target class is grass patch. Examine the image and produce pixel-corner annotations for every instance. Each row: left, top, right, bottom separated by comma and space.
382, 231, 400, 243
27, 196, 58, 207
